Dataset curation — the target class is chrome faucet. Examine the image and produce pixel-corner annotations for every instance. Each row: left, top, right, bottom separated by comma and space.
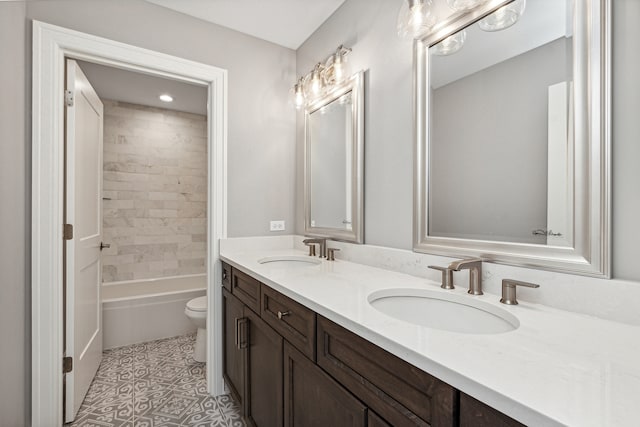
302, 238, 327, 258
448, 258, 483, 295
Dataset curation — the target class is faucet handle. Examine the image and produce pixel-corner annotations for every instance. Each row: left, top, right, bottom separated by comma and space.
428, 265, 455, 290
305, 243, 317, 257
327, 248, 340, 261
500, 279, 540, 305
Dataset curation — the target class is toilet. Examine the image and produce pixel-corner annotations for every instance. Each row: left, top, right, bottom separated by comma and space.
185, 296, 207, 363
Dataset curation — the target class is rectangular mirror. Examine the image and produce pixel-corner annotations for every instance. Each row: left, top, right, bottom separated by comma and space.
304, 71, 364, 243
414, 0, 610, 276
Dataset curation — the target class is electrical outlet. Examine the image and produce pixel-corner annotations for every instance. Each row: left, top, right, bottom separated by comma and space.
270, 220, 285, 232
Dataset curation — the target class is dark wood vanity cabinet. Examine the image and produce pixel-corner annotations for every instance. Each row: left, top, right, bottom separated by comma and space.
284, 342, 367, 427
317, 316, 458, 427
261, 284, 316, 360
222, 287, 283, 427
221, 262, 525, 427
231, 267, 261, 312
460, 393, 525, 427
222, 288, 245, 407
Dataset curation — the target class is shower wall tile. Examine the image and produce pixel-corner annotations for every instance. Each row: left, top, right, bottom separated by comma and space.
102, 100, 207, 283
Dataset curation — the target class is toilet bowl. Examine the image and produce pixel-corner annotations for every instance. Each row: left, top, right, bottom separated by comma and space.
185, 296, 207, 363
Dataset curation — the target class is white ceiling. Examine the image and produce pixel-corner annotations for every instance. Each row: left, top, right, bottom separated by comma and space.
77, 61, 208, 115
145, 0, 347, 49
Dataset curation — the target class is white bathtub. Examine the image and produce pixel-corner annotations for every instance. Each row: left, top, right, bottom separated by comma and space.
102, 274, 206, 350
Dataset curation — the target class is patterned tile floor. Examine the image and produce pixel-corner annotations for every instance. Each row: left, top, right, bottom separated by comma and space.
70, 334, 246, 427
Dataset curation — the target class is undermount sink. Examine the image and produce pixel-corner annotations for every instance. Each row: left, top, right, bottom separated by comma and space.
368, 288, 519, 334
258, 255, 321, 266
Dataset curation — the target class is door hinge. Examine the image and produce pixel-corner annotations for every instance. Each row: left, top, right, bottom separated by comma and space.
65, 90, 74, 107
63, 224, 74, 240
63, 356, 73, 374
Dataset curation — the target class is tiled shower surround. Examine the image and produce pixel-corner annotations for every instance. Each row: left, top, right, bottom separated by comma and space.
102, 100, 207, 282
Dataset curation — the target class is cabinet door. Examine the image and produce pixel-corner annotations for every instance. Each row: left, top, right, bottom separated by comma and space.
460, 393, 525, 427
284, 342, 366, 427
223, 289, 246, 407
245, 309, 283, 427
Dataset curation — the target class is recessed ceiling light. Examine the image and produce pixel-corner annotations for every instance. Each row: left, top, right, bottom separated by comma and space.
159, 94, 173, 102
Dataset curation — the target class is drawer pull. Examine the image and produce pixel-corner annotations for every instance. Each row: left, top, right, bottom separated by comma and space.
277, 310, 291, 320
236, 317, 248, 350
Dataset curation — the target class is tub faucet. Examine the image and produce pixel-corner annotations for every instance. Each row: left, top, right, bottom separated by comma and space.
448, 258, 483, 295
302, 238, 327, 258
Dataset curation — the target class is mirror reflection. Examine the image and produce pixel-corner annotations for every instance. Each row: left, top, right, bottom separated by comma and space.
304, 71, 364, 243
309, 93, 353, 230
428, 0, 573, 247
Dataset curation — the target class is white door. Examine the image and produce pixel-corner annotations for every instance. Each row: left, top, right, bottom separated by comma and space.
64, 59, 104, 423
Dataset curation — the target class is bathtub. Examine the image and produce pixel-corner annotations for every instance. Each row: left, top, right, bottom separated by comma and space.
102, 274, 207, 350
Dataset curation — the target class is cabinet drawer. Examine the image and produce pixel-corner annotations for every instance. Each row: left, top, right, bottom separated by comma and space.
231, 268, 261, 313
317, 316, 458, 427
284, 342, 366, 427
460, 393, 524, 427
261, 285, 316, 360
221, 261, 232, 292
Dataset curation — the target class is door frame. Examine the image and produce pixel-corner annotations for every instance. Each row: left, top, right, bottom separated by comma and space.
31, 21, 228, 426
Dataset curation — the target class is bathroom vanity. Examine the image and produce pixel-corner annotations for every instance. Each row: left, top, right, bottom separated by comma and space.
219, 237, 640, 427
221, 261, 519, 427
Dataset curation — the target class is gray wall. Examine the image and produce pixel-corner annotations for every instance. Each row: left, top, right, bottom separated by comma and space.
296, 0, 640, 280
296, 0, 415, 249
0, 2, 29, 425
430, 38, 571, 244
0, 0, 296, 423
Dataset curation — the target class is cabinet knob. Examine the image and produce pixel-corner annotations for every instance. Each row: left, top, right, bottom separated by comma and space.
277, 310, 291, 320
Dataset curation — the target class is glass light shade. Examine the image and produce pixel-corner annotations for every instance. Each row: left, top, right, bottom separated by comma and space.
325, 47, 351, 86
432, 30, 467, 56
288, 78, 306, 110
446, 0, 488, 12
303, 64, 326, 101
397, 0, 436, 39
478, 0, 526, 32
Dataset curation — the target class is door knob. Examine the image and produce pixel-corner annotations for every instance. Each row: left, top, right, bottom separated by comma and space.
99, 242, 111, 251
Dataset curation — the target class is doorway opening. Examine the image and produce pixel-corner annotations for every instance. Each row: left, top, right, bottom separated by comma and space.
32, 21, 227, 426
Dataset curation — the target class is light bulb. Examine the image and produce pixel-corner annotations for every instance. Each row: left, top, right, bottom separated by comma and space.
397, 0, 436, 40
288, 78, 306, 110
325, 46, 352, 86
478, 0, 526, 32
446, 0, 488, 12
304, 63, 326, 100
432, 30, 467, 56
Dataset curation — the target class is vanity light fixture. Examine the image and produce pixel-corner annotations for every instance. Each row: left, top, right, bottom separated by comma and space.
159, 94, 173, 102
305, 63, 326, 99
324, 45, 352, 85
433, 29, 467, 56
288, 77, 306, 110
290, 45, 353, 109
397, 0, 436, 39
478, 0, 526, 32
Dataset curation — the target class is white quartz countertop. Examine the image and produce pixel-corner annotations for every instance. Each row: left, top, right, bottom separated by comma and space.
220, 245, 640, 427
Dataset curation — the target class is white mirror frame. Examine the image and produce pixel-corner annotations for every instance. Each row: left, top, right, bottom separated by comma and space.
304, 71, 364, 243
414, 0, 610, 277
